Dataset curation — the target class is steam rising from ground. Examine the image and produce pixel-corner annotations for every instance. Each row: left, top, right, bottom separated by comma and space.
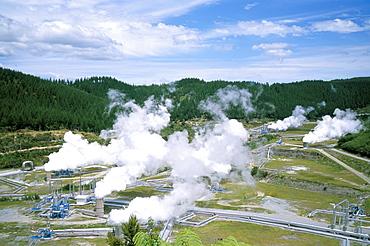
44, 86, 255, 224
199, 85, 255, 120
303, 108, 364, 144
45, 91, 172, 197
268, 105, 314, 131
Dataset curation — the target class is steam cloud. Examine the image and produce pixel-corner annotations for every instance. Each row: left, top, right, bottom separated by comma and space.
44, 86, 255, 224
302, 108, 364, 144
268, 105, 314, 131
199, 85, 255, 120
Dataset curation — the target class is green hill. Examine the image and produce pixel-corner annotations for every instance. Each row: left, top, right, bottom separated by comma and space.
1, 67, 369, 133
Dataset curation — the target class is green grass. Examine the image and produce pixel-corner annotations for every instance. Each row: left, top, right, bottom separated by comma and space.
24, 171, 46, 183
326, 148, 370, 176
115, 186, 163, 199
176, 221, 339, 246
257, 182, 354, 215
0, 200, 42, 245
197, 181, 355, 217
141, 174, 170, 181
196, 182, 267, 212
0, 182, 14, 193
265, 157, 367, 188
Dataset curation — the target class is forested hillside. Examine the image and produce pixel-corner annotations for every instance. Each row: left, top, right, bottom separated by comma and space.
1, 67, 369, 133
0, 68, 115, 132
338, 128, 370, 157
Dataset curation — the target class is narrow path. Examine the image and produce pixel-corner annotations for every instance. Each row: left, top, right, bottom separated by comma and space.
329, 148, 370, 163
317, 149, 370, 184
1, 145, 62, 154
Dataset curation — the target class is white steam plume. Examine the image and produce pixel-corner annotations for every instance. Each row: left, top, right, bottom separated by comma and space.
302, 108, 364, 144
109, 86, 254, 224
45, 86, 255, 224
45, 91, 172, 197
110, 182, 208, 223
268, 105, 314, 131
199, 85, 255, 120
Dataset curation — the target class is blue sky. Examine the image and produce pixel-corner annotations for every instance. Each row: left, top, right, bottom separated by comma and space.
0, 0, 369, 85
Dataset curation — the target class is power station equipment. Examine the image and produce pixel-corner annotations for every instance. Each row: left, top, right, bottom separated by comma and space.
30, 222, 53, 239
50, 195, 70, 219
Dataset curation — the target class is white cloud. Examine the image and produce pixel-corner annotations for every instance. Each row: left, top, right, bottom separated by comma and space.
0, 0, 208, 59
0, 15, 122, 59
214, 44, 233, 51
252, 43, 290, 50
1, 1, 370, 84
236, 20, 308, 37
310, 19, 370, 33
204, 20, 308, 39
0, 15, 29, 42
172, 33, 200, 45
34, 21, 115, 48
245, 2, 258, 10
277, 20, 298, 24
4, 44, 370, 85
142, 0, 218, 20
0, 46, 15, 57
100, 22, 203, 57
252, 43, 293, 61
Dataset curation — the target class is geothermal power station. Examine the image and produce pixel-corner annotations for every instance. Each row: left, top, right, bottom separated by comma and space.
0, 90, 368, 245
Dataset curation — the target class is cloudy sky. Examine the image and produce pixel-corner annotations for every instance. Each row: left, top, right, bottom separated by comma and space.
1, 0, 369, 85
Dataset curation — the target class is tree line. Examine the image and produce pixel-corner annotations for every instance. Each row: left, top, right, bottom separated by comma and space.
1, 67, 369, 133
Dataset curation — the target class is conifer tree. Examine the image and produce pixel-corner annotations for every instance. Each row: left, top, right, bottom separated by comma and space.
122, 214, 141, 246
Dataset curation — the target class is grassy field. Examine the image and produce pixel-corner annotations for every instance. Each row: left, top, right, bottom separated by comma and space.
174, 221, 340, 246
325, 148, 370, 176
115, 186, 164, 200
265, 157, 367, 188
197, 181, 354, 218
0, 200, 43, 245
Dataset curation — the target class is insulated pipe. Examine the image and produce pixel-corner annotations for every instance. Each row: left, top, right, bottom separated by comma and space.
46, 172, 52, 193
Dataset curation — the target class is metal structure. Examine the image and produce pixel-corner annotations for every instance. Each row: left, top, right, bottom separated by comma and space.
0, 178, 25, 193
32, 195, 53, 211
73, 176, 97, 196
276, 137, 283, 145
33, 194, 71, 219
53, 169, 74, 178
21, 161, 34, 171
331, 198, 368, 233
50, 195, 70, 219
30, 222, 53, 239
